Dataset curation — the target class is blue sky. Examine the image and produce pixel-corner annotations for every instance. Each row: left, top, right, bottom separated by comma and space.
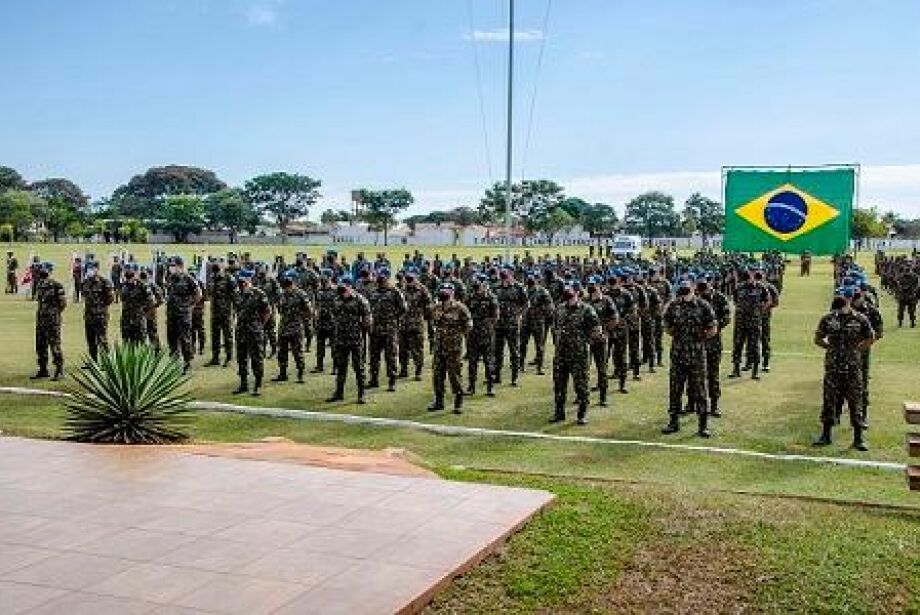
2, 0, 920, 216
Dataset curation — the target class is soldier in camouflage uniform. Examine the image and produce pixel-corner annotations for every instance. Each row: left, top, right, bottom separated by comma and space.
367, 267, 407, 392
607, 273, 633, 393
729, 269, 769, 380
232, 269, 270, 396
32, 263, 66, 380
272, 271, 313, 384
661, 280, 717, 437
327, 275, 372, 404
519, 274, 553, 375
119, 265, 153, 345
6, 251, 18, 294
398, 267, 431, 381
551, 282, 601, 425
651, 268, 671, 367
813, 286, 875, 451
190, 269, 207, 356
165, 256, 201, 373
466, 273, 499, 397
754, 269, 779, 372
697, 277, 731, 417
621, 272, 644, 381
585, 276, 619, 407
81, 261, 115, 363
312, 269, 338, 373
429, 282, 472, 413
207, 261, 237, 366
493, 267, 528, 386
638, 273, 660, 373
255, 264, 281, 358
139, 268, 163, 351
895, 264, 919, 327
850, 283, 883, 425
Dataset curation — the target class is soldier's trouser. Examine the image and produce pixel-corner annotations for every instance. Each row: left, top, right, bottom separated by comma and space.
493, 325, 520, 379
553, 354, 589, 407
897, 300, 917, 324
821, 367, 863, 426
519, 320, 547, 368
626, 323, 641, 371
146, 313, 161, 350
264, 311, 277, 351
211, 311, 233, 360
653, 315, 665, 363
333, 342, 365, 393
669, 349, 706, 415
304, 326, 313, 352
760, 312, 772, 365
590, 340, 608, 392
84, 316, 109, 362
608, 331, 628, 379
6, 272, 16, 293
641, 316, 656, 366
369, 331, 398, 380
731, 320, 760, 367
166, 315, 194, 365
705, 338, 722, 402
70, 281, 79, 302
398, 328, 425, 373
191, 311, 205, 353
36, 324, 63, 370
860, 349, 871, 408
433, 349, 463, 399
278, 331, 304, 371
236, 330, 265, 380
121, 320, 147, 345
315, 327, 334, 368
467, 331, 494, 387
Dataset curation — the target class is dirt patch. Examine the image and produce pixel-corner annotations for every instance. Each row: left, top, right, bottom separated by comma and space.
173, 438, 437, 478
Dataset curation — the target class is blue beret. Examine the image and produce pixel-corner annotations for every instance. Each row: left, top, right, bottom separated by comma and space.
835, 286, 855, 298
237, 269, 254, 280
338, 274, 354, 286
376, 267, 391, 278
587, 275, 602, 285
41, 261, 54, 272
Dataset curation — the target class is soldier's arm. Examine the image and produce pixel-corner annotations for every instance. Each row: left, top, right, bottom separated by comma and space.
57, 286, 67, 311
813, 320, 828, 349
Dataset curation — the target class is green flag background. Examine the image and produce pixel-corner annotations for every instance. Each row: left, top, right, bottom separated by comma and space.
723, 166, 856, 255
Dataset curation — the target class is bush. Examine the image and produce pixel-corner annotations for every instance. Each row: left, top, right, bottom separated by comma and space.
64, 343, 193, 444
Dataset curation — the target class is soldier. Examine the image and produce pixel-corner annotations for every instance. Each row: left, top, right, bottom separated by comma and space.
327, 275, 372, 404
697, 276, 731, 417
729, 269, 769, 380
621, 271, 644, 381
661, 280, 717, 437
466, 273, 499, 397
232, 269, 270, 396
585, 275, 619, 407
70, 256, 82, 302
5, 251, 18, 294
607, 272, 633, 393
367, 267, 407, 392
81, 261, 115, 363
110, 256, 123, 304
852, 283, 883, 424
190, 268, 207, 356
754, 269, 780, 372
519, 273, 553, 375
800, 251, 812, 276
551, 282, 601, 425
813, 286, 875, 451
639, 272, 660, 373
31, 262, 66, 380
119, 265, 153, 345
429, 282, 472, 413
164, 256, 201, 373
651, 268, 672, 368
493, 266, 528, 386
140, 268, 163, 351
207, 261, 236, 367
312, 269, 337, 373
254, 264, 281, 357
398, 267, 431, 381
895, 264, 919, 327
272, 271, 313, 384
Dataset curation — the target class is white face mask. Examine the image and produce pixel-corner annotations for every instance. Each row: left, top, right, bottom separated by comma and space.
169, 266, 179, 275
86, 269, 98, 278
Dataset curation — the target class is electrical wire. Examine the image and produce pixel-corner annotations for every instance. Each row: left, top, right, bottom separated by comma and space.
520, 0, 553, 183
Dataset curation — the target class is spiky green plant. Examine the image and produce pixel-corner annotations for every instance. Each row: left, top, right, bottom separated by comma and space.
64, 343, 192, 444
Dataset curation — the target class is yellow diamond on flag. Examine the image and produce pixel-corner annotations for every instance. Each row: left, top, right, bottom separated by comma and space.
734, 183, 840, 242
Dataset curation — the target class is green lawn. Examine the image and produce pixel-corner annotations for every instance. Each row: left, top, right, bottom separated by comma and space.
2, 243, 919, 613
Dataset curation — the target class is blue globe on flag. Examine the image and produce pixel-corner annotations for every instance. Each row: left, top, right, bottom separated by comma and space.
764, 190, 808, 234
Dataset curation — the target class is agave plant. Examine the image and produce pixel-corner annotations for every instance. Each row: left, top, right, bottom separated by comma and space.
65, 343, 192, 444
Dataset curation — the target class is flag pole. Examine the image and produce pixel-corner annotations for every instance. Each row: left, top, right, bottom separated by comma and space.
504, 0, 514, 262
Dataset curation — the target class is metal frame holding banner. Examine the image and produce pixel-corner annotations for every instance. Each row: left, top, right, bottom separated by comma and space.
721, 164, 859, 255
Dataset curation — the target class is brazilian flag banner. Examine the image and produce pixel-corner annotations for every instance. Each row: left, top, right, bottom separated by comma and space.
723, 165, 856, 255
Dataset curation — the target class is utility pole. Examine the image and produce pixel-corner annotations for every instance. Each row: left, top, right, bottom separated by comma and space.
504, 0, 514, 262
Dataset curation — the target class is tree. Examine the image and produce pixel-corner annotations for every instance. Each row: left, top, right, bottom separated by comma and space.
683, 193, 724, 244
111, 165, 225, 219
29, 178, 90, 241
161, 195, 205, 243
204, 189, 259, 244
0, 189, 46, 239
319, 209, 354, 225
479, 181, 525, 223
851, 207, 887, 245
580, 202, 620, 235
535, 207, 575, 243
0, 166, 26, 193
359, 188, 414, 246
479, 179, 565, 226
623, 191, 681, 239
245, 172, 321, 242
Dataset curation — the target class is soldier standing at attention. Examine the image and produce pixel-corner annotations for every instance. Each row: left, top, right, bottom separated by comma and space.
6, 251, 18, 294
607, 272, 633, 394
70, 256, 83, 302
813, 286, 875, 451
327, 275, 372, 404
585, 275, 619, 408
255, 263, 281, 357
466, 273, 499, 397
207, 261, 236, 367
638, 272, 660, 373
661, 280, 717, 437
81, 261, 115, 363
851, 283, 883, 425
429, 282, 472, 413
621, 271, 644, 381
110, 256, 123, 304
165, 256, 201, 373
754, 269, 780, 373
493, 266, 528, 386
367, 267, 407, 392
190, 267, 207, 356
729, 269, 769, 380
398, 267, 431, 381
895, 264, 919, 327
697, 276, 731, 417
651, 267, 672, 368
232, 269, 270, 396
519, 273, 553, 375
32, 262, 66, 381
551, 281, 601, 425
119, 265, 153, 345
312, 269, 337, 373
800, 251, 812, 276
272, 271, 313, 384
140, 268, 163, 351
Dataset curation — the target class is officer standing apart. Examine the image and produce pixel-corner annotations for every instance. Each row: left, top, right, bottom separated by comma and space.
81, 261, 115, 363
32, 262, 66, 381
551, 282, 601, 425
232, 269, 270, 396
429, 282, 472, 413
327, 275, 372, 404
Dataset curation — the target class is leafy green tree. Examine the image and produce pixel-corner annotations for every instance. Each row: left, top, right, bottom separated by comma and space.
161, 195, 205, 243
479, 179, 565, 226
320, 208, 355, 225
0, 189, 46, 239
683, 193, 724, 243
0, 166, 26, 193
851, 207, 887, 243
204, 189, 259, 244
29, 178, 90, 241
245, 172, 321, 242
479, 181, 524, 222
580, 202, 619, 235
359, 188, 414, 246
624, 191, 681, 239
112, 165, 225, 218
535, 207, 575, 243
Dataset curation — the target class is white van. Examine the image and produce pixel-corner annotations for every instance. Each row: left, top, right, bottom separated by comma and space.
610, 235, 643, 258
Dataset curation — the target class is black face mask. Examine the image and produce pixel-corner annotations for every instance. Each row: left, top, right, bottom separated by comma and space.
676, 286, 692, 297
587, 285, 597, 294
438, 291, 452, 302
831, 297, 846, 310
562, 290, 576, 301
38, 271, 49, 280
337, 286, 348, 296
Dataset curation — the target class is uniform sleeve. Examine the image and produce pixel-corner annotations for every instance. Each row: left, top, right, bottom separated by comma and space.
701, 301, 717, 329
461, 304, 473, 332
395, 289, 408, 316
814, 315, 828, 340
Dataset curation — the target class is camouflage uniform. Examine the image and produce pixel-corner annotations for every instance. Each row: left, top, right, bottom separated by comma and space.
313, 282, 338, 371
586, 290, 619, 406
34, 276, 67, 377
256, 273, 281, 356
662, 295, 716, 435
165, 271, 201, 368
208, 269, 237, 364
144, 278, 163, 351
623, 281, 644, 379
651, 277, 672, 366
399, 282, 431, 379
119, 277, 153, 344
853, 297, 883, 420
607, 285, 634, 392
493, 280, 528, 384
519, 283, 553, 373
551, 299, 601, 423
276, 286, 313, 381
234, 285, 270, 392
466, 287, 499, 395
640, 282, 660, 372
895, 267, 919, 327
699, 288, 731, 414
731, 278, 769, 377
330, 291, 373, 402
82, 275, 115, 362
430, 297, 472, 410
191, 278, 207, 355
759, 278, 780, 371
367, 284, 407, 390
5, 255, 18, 294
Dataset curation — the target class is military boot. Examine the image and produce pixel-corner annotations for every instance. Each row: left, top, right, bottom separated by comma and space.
326, 388, 344, 402
30, 367, 50, 380
550, 401, 565, 423
576, 402, 588, 425
356, 384, 366, 405
697, 411, 711, 438
762, 357, 770, 373
398, 366, 409, 379
207, 356, 220, 367
251, 376, 262, 397
296, 367, 305, 384
453, 393, 464, 414
619, 375, 628, 393
271, 368, 288, 382
632, 366, 641, 381
598, 388, 608, 407
536, 362, 545, 376
428, 396, 445, 412
311, 361, 324, 373
51, 365, 64, 381
751, 364, 760, 380
232, 377, 249, 395
485, 374, 495, 397
222, 353, 232, 368
661, 413, 680, 434
366, 375, 379, 389
465, 377, 476, 395
387, 376, 396, 392
853, 424, 868, 451
812, 422, 833, 446
728, 364, 742, 378
709, 398, 721, 418
414, 365, 423, 381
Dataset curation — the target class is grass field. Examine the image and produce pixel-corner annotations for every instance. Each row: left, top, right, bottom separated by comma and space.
2, 241, 920, 613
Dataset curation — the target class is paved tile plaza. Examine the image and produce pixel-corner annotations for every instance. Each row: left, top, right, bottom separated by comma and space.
0, 437, 553, 614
